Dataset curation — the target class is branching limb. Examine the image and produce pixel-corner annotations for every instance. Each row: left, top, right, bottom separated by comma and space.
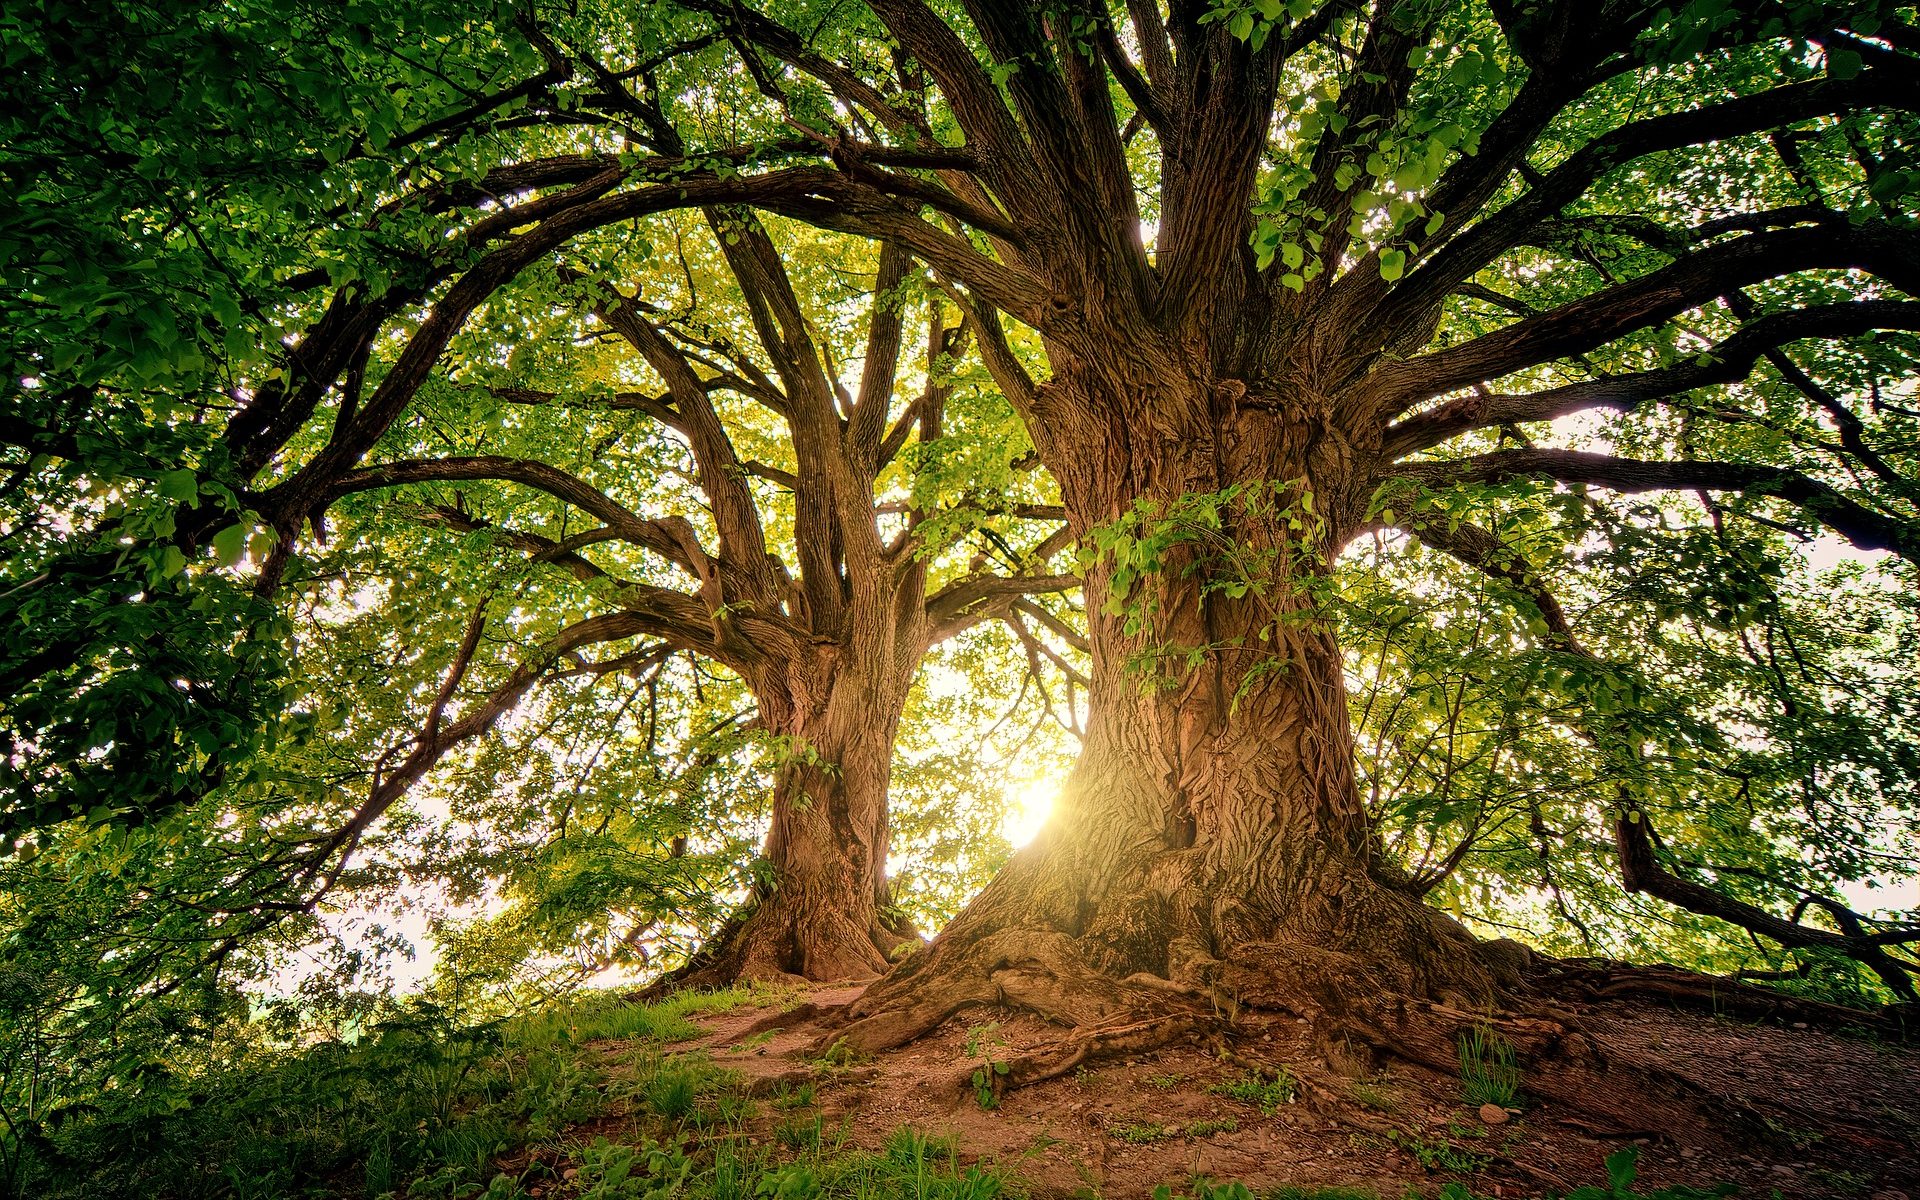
1372, 221, 1920, 416
1377, 68, 1919, 344
1390, 449, 1920, 563
1380, 300, 1920, 458
326, 455, 721, 580
1403, 516, 1920, 999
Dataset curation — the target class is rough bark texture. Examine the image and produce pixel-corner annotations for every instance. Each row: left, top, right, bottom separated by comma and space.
679, 643, 918, 986
832, 350, 1530, 1069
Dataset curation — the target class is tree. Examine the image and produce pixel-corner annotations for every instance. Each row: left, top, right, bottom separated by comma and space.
2, 1, 1074, 985
9, 0, 1920, 1095
782, 0, 1920, 1077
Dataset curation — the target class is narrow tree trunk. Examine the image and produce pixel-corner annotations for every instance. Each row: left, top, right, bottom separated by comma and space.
671, 649, 917, 987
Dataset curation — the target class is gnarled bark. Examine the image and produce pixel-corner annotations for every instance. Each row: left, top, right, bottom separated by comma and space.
675, 647, 918, 986
830, 364, 1525, 1069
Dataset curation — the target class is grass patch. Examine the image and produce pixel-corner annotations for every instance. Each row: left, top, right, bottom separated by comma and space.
1456, 1025, 1522, 1110
1382, 1128, 1491, 1174
11, 985, 779, 1200
1109, 1116, 1240, 1144
1211, 1066, 1297, 1113
1110, 1120, 1175, 1144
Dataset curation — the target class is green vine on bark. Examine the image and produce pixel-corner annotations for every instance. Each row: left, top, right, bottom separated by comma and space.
1081, 479, 1333, 704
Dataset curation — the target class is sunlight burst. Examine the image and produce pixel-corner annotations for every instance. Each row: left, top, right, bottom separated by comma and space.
1001, 780, 1059, 848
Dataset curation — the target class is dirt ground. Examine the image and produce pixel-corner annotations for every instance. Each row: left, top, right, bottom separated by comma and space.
643, 983, 1919, 1200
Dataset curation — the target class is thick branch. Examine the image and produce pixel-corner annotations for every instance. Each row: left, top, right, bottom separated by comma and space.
328, 455, 716, 578
1380, 300, 1920, 458
1372, 221, 1920, 415
1391, 449, 1920, 563
1379, 68, 1918, 340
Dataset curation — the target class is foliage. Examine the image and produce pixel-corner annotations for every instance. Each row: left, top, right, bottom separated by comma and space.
1456, 1027, 1523, 1111
1212, 1067, 1299, 1114
963, 1022, 1011, 1110
1381, 1128, 1492, 1175
0, 984, 1028, 1200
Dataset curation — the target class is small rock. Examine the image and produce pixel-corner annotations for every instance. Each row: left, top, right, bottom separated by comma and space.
1479, 1103, 1509, 1125
562, 1168, 580, 1181
1679, 1146, 1697, 1158
1870, 1190, 1909, 1200
1770, 1165, 1796, 1178
1791, 1021, 1809, 1030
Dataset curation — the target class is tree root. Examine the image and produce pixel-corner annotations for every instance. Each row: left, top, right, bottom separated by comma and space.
1537, 957, 1911, 1038
817, 928, 1200, 1058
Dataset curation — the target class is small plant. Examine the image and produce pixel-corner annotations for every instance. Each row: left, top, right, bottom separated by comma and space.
570, 1137, 645, 1200
1153, 1182, 1257, 1200
1431, 1147, 1736, 1199
884, 1126, 958, 1164
774, 1113, 825, 1151
1384, 1128, 1491, 1174
1349, 1081, 1398, 1113
644, 1066, 700, 1120
811, 1037, 868, 1070
1457, 1025, 1522, 1110
963, 1022, 1012, 1110
1109, 1116, 1241, 1144
729, 1028, 778, 1053
1149, 1072, 1185, 1089
1111, 1120, 1174, 1144
754, 1162, 821, 1200
1564, 1146, 1735, 1200
1212, 1066, 1296, 1113
771, 1080, 817, 1109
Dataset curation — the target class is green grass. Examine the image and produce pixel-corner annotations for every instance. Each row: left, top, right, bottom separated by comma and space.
9, 985, 779, 1200
1456, 1025, 1522, 1110
1109, 1116, 1240, 1144
1109, 1120, 1175, 1144
1211, 1066, 1297, 1114
1381, 1128, 1491, 1174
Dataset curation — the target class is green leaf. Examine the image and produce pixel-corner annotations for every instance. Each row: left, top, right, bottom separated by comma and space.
210, 523, 250, 568
157, 470, 198, 504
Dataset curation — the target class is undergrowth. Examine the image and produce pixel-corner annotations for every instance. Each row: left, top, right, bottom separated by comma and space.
1456, 1025, 1523, 1111
12, 980, 1736, 1200
1212, 1066, 1297, 1113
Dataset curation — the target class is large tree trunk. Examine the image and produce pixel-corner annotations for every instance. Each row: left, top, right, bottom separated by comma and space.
832, 363, 1528, 1061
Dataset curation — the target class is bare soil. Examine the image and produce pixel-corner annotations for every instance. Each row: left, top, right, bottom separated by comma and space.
648, 982, 1918, 1199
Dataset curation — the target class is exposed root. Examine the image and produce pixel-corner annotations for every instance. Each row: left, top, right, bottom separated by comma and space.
1538, 957, 1911, 1037
734, 1001, 846, 1041
632, 900, 903, 999
1004, 1015, 1209, 1088
819, 928, 1201, 1058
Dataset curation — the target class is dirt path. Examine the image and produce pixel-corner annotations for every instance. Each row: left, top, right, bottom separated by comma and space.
668, 983, 1918, 1199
